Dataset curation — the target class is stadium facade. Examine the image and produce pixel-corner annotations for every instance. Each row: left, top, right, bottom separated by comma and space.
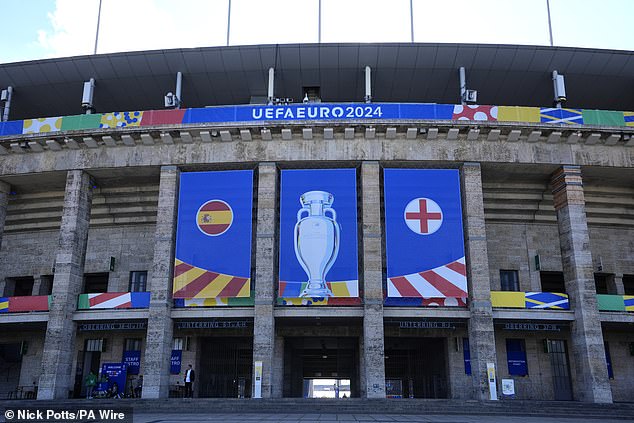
0, 43, 632, 403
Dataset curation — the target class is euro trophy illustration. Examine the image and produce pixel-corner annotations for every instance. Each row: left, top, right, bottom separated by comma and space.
294, 191, 340, 297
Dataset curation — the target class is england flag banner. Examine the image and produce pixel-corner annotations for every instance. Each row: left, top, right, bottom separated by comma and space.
384, 169, 467, 307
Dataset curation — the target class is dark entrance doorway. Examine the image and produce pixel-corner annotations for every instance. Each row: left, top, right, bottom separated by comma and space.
74, 339, 103, 398
0, 343, 22, 397
198, 337, 253, 398
283, 337, 359, 398
384, 337, 449, 398
547, 339, 573, 401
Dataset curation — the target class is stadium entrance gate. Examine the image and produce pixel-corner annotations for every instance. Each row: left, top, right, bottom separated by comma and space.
384, 337, 449, 398
283, 337, 359, 398
198, 336, 253, 398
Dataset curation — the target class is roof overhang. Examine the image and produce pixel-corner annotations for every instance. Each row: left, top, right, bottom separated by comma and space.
0, 43, 633, 120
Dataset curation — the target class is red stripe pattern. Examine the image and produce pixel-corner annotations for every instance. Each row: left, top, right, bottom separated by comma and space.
173, 271, 221, 297
388, 257, 468, 299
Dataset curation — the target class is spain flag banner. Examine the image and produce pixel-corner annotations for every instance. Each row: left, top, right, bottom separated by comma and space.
173, 171, 253, 299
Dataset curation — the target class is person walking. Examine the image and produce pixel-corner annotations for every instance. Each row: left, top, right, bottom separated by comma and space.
84, 371, 97, 399
184, 364, 195, 398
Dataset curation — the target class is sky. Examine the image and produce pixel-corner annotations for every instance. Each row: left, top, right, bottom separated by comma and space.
0, 0, 632, 64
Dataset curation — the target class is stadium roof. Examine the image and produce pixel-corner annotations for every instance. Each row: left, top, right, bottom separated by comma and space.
0, 43, 633, 120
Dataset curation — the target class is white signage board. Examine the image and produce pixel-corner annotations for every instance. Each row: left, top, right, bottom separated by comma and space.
486, 362, 498, 401
254, 360, 263, 398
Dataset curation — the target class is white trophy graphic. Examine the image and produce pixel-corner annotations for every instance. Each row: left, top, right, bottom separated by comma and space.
294, 191, 340, 297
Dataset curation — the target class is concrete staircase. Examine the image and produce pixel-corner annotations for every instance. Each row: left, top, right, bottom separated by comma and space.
2, 399, 634, 419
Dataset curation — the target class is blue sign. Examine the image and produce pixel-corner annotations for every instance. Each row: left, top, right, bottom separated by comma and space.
278, 169, 359, 300
182, 103, 454, 125
171, 350, 182, 375
383, 169, 467, 301
122, 350, 140, 375
506, 339, 528, 376
463, 338, 471, 375
101, 363, 127, 393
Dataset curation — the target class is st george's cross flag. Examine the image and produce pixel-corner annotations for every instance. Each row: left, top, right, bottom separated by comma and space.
384, 169, 467, 301
173, 170, 253, 299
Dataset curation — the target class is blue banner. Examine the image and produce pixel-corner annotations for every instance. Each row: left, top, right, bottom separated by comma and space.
122, 350, 140, 375
101, 363, 127, 393
183, 103, 454, 124
173, 170, 253, 299
278, 169, 359, 301
384, 169, 467, 302
170, 350, 182, 375
463, 338, 471, 375
506, 339, 528, 376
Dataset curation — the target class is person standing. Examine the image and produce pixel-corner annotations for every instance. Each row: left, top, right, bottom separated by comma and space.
134, 375, 143, 398
84, 371, 97, 399
184, 364, 195, 398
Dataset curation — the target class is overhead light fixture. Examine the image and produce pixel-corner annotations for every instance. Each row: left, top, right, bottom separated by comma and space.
164, 72, 182, 109
82, 78, 96, 114
552, 70, 566, 107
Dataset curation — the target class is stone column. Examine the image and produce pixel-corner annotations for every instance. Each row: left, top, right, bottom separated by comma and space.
271, 336, 284, 398
0, 181, 10, 252
252, 163, 277, 398
461, 163, 497, 401
0, 181, 10, 296
32, 276, 43, 296
38, 170, 93, 399
361, 161, 386, 398
550, 166, 612, 403
613, 274, 625, 296
142, 166, 180, 399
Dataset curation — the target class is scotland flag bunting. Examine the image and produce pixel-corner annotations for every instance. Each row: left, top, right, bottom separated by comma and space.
384, 169, 467, 306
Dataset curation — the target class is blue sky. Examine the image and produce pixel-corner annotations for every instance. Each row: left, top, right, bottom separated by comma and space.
0, 0, 632, 64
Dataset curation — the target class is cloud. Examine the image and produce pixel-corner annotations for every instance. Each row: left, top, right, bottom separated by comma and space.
37, 0, 229, 58
37, 0, 99, 58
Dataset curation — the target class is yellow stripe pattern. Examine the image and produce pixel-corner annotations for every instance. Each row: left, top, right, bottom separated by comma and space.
173, 259, 250, 298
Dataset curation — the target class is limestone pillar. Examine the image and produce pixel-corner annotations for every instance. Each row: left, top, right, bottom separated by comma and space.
32, 275, 43, 296
613, 274, 625, 296
361, 161, 386, 398
252, 163, 277, 398
38, 170, 93, 399
271, 336, 284, 398
0, 181, 10, 298
461, 163, 497, 400
550, 166, 612, 403
142, 166, 180, 399
0, 181, 9, 252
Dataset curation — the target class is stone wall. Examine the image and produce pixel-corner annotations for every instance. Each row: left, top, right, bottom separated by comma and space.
0, 230, 58, 283
85, 225, 156, 292
603, 330, 634, 402
486, 223, 562, 291
0, 225, 155, 293
588, 226, 634, 278
0, 331, 45, 395
494, 330, 579, 400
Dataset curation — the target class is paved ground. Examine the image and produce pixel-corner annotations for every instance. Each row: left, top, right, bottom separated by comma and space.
133, 413, 633, 423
